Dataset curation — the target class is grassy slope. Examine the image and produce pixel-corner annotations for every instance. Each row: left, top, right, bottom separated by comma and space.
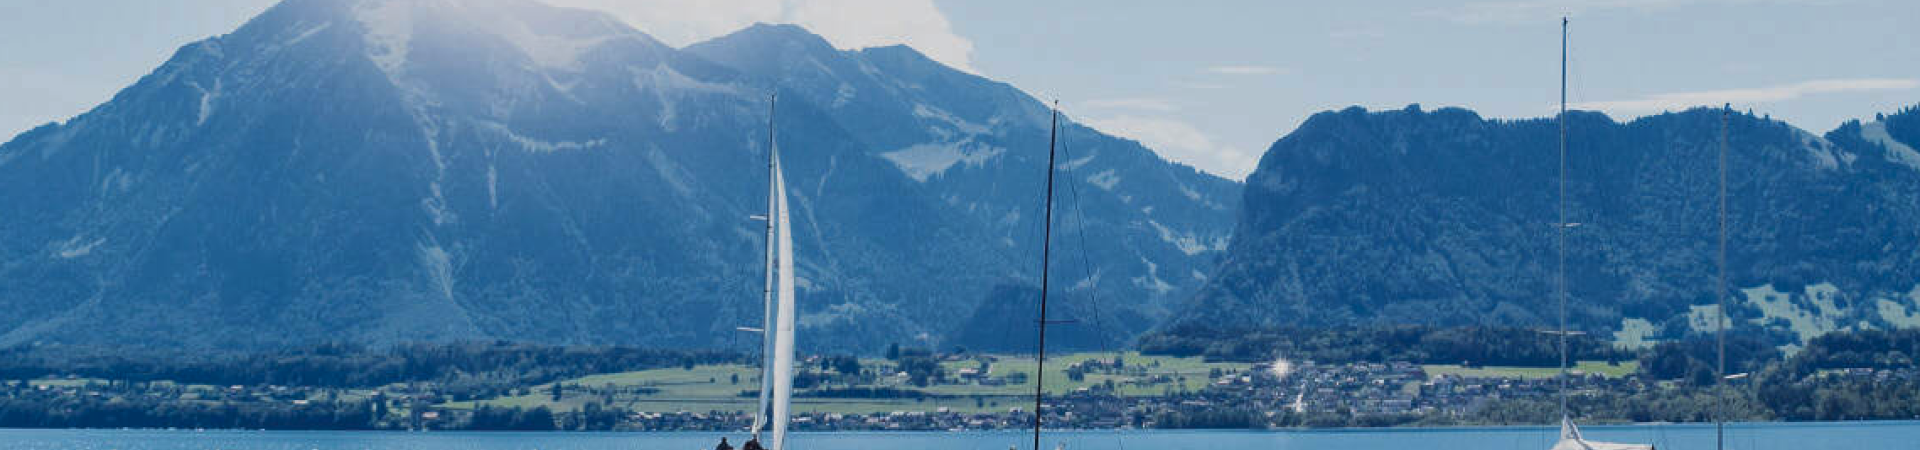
448, 352, 1253, 415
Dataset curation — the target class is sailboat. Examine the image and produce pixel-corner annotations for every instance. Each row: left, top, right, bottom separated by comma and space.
743, 94, 799, 450
1548, 18, 1653, 450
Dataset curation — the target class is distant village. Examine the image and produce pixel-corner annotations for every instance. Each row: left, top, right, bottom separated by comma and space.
8, 348, 1918, 431
628, 359, 1914, 431
617, 358, 1635, 431
0, 355, 1660, 430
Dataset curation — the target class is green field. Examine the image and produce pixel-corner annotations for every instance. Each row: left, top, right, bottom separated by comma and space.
450, 352, 1254, 415
1611, 318, 1660, 349
1421, 360, 1638, 379
923, 351, 1254, 397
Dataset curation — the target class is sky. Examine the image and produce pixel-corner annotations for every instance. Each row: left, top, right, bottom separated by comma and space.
2, 0, 1916, 180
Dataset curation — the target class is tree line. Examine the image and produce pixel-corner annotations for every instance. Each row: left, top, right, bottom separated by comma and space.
0, 341, 739, 395
1139, 324, 1635, 366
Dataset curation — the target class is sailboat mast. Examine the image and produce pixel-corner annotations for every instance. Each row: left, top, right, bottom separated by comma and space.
1032, 102, 1060, 450
1717, 104, 1730, 450
1542, 19, 1656, 450
753, 94, 779, 441
1556, 16, 1571, 421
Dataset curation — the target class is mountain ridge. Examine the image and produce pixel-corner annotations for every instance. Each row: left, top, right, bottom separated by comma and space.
1170, 103, 1920, 347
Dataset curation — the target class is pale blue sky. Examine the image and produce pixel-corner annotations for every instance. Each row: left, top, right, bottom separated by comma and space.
3, 0, 1915, 179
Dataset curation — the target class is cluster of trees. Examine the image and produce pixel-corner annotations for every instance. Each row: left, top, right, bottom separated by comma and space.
0, 341, 738, 400
1751, 328, 1920, 421
0, 384, 658, 431
0, 341, 741, 431
1456, 387, 1775, 426
1459, 375, 1920, 425
819, 355, 863, 375
1881, 104, 1920, 147
0, 396, 379, 430
565, 401, 626, 431
1140, 324, 1632, 366
1786, 328, 1920, 373
1149, 407, 1266, 429
1635, 331, 1784, 384
1066, 355, 1134, 382
1756, 375, 1920, 421
1466, 328, 1920, 424
466, 405, 557, 430
884, 345, 946, 387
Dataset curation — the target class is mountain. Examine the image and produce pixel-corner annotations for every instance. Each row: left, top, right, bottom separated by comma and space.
0, 0, 1236, 352
1169, 104, 1920, 347
683, 25, 1239, 349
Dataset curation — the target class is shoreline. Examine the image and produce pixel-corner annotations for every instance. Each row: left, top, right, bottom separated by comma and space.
5, 419, 1918, 434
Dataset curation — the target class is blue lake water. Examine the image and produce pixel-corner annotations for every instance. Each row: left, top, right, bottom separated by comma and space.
3, 421, 1915, 450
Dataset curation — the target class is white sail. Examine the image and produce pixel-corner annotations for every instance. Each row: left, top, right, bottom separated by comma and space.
1550, 417, 1655, 450
753, 141, 778, 439
769, 152, 798, 450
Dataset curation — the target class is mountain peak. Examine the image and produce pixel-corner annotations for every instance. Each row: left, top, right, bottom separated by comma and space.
736, 22, 837, 48
337, 0, 664, 76
692, 22, 840, 59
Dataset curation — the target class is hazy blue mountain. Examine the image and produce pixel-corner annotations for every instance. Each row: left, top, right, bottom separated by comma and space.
685, 25, 1238, 349
1169, 104, 1920, 347
0, 0, 1236, 353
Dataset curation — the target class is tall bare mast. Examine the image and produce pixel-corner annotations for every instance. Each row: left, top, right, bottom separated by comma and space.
1717, 104, 1731, 450
1032, 102, 1061, 450
752, 94, 779, 442
1543, 19, 1656, 450
1556, 16, 1571, 422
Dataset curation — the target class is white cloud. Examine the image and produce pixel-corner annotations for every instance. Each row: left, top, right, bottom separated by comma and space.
1570, 78, 1919, 114
1082, 115, 1258, 180
540, 0, 976, 72
1085, 97, 1180, 112
1205, 65, 1289, 75
1427, 0, 1845, 25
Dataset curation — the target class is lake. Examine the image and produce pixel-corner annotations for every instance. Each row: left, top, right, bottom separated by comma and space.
3, 421, 1915, 450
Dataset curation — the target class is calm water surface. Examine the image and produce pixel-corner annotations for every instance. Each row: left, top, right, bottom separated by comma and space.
3, 422, 1915, 450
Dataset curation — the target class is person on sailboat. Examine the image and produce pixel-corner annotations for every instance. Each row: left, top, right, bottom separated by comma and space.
715, 437, 734, 450
742, 437, 764, 450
